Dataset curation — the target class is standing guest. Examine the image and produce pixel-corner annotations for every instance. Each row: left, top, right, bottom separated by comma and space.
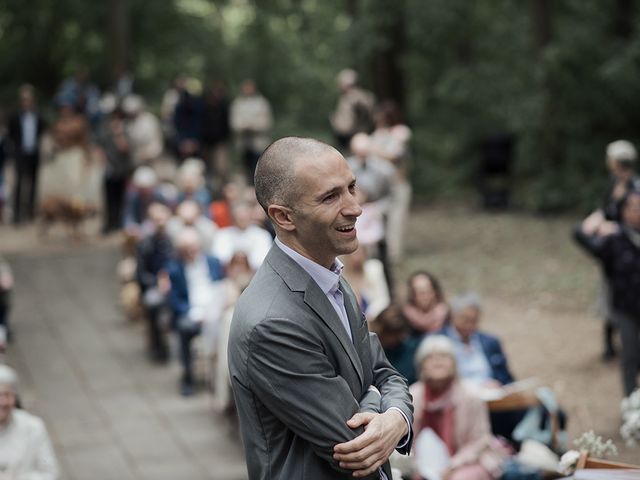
0, 256, 13, 350
348, 133, 395, 290
167, 228, 226, 396
173, 83, 205, 161
160, 75, 187, 155
370, 305, 421, 385
0, 113, 8, 222
403, 271, 450, 337
8, 85, 46, 224
228, 137, 413, 479
347, 133, 394, 209
0, 365, 60, 480
122, 95, 163, 167
599, 140, 640, 360
330, 69, 376, 151
55, 67, 101, 127
96, 98, 132, 234
574, 189, 640, 396
602, 140, 640, 222
38, 103, 102, 235
211, 202, 272, 271
136, 202, 174, 363
229, 79, 273, 185
202, 80, 231, 183
410, 336, 508, 480
369, 101, 412, 262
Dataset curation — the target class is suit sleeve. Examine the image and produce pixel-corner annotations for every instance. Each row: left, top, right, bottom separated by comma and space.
368, 331, 414, 454
246, 317, 369, 474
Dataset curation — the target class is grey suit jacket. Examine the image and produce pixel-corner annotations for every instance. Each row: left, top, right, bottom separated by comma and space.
228, 244, 413, 480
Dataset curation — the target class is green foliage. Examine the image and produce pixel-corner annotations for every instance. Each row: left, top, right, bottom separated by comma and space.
2, 0, 640, 211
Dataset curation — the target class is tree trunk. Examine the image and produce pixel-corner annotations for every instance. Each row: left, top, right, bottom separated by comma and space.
108, 0, 130, 84
370, 0, 406, 109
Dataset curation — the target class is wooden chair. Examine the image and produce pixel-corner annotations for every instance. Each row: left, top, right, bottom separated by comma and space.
576, 451, 640, 470
487, 389, 540, 412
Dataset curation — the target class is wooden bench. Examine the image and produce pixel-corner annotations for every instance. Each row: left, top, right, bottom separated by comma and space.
576, 451, 640, 470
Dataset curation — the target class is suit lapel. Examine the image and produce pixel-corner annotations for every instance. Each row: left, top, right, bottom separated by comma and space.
266, 243, 366, 386
303, 285, 365, 387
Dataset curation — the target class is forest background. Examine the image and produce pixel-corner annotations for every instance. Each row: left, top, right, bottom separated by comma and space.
2, 0, 640, 211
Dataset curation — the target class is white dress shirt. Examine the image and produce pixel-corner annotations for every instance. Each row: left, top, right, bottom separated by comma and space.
20, 112, 37, 154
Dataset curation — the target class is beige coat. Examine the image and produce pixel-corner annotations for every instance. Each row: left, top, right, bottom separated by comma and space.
410, 380, 507, 477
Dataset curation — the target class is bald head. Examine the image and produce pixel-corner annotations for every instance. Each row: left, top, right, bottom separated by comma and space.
254, 137, 339, 213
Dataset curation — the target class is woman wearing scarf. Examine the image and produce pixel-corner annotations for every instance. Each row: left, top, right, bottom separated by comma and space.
409, 335, 508, 480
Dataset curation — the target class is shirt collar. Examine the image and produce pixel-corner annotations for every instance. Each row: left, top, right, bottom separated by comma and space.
275, 237, 343, 295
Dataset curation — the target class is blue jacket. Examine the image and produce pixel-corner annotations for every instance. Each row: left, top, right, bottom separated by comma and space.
476, 331, 515, 385
167, 255, 225, 321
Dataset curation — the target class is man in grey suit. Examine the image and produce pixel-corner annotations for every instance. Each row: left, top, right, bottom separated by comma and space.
228, 137, 413, 480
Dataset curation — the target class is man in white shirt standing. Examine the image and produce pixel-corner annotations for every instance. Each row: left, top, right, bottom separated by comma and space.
9, 85, 46, 224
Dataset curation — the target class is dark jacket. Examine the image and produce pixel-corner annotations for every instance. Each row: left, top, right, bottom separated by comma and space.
135, 232, 174, 292
575, 225, 640, 318
8, 111, 46, 157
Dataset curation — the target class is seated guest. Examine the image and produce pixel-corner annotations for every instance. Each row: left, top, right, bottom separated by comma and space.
370, 305, 420, 385
403, 271, 450, 337
0, 256, 13, 349
208, 181, 238, 228
123, 166, 166, 240
211, 202, 272, 270
167, 200, 217, 252
410, 336, 508, 480
0, 365, 60, 479
167, 228, 226, 396
575, 188, 640, 397
135, 202, 174, 363
443, 292, 514, 388
341, 244, 390, 320
176, 159, 211, 216
443, 293, 524, 443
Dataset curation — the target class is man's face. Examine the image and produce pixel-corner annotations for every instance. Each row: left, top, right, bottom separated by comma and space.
452, 306, 480, 342
0, 384, 15, 425
20, 91, 34, 110
288, 151, 362, 268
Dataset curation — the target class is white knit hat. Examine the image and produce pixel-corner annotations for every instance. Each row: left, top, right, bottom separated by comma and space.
414, 335, 456, 371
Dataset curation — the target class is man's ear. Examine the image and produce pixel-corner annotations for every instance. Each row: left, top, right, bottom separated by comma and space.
268, 205, 295, 232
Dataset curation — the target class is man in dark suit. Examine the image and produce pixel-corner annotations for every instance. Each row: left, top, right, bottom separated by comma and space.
228, 137, 413, 479
168, 228, 225, 396
8, 85, 46, 224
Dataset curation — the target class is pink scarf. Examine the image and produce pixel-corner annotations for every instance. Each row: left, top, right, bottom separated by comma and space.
421, 382, 456, 455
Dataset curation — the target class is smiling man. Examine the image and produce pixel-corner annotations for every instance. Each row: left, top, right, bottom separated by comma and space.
228, 137, 413, 480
